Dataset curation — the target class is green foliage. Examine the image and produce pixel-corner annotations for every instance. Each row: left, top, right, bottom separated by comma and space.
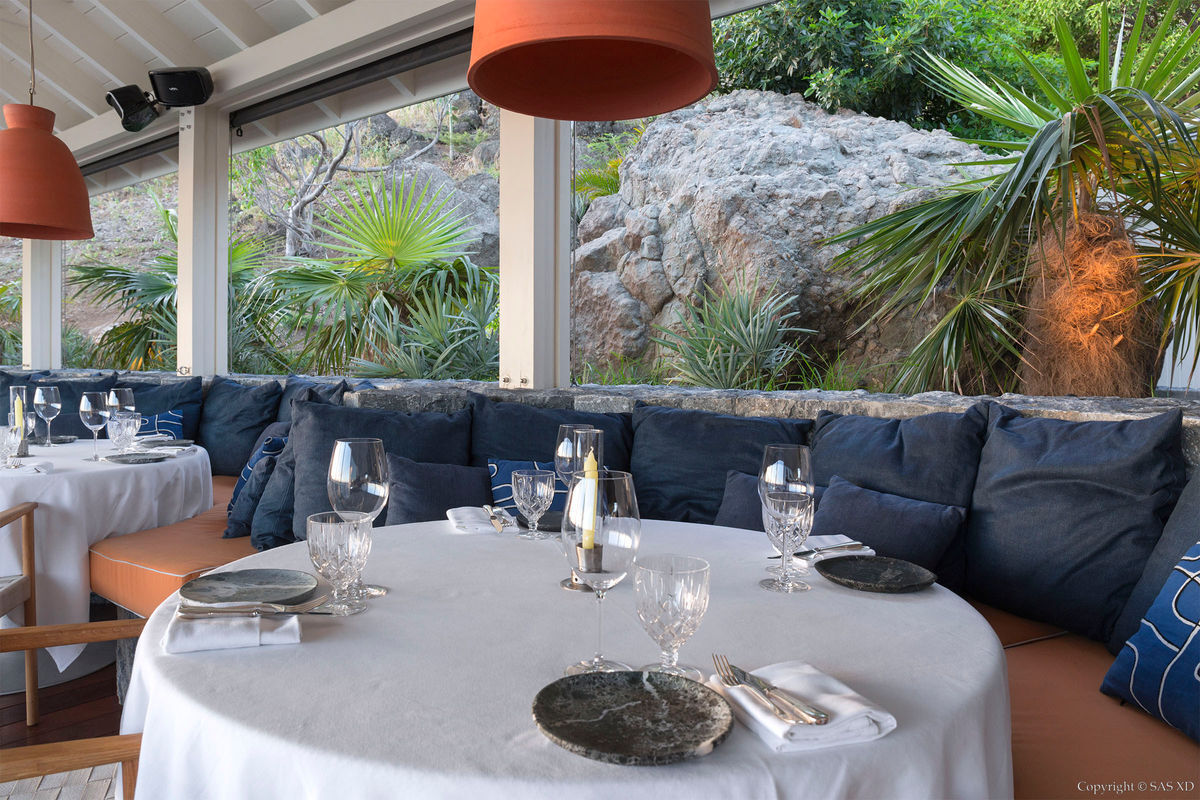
574, 128, 644, 215
712, 0, 1067, 140
229, 145, 275, 215
574, 354, 670, 386
651, 278, 814, 390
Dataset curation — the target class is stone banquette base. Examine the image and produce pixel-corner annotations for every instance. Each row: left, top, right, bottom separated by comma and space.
74, 376, 1198, 798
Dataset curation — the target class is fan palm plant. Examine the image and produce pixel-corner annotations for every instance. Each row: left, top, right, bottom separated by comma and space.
264, 176, 478, 373
830, 0, 1199, 395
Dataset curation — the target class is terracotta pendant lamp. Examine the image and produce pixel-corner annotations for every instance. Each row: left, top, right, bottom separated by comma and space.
468, 0, 718, 121
0, 0, 94, 240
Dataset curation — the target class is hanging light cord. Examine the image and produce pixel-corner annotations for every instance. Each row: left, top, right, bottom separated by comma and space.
27, 0, 36, 104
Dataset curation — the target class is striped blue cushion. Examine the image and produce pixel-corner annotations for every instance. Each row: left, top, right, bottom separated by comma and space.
487, 459, 567, 513
229, 435, 288, 512
139, 408, 184, 440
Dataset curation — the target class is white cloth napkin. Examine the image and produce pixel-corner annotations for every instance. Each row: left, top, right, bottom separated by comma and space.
163, 611, 302, 654
708, 661, 896, 752
446, 506, 501, 534
798, 534, 874, 564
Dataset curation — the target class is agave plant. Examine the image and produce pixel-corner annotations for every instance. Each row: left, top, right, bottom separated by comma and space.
831, 0, 1200, 395
265, 176, 479, 373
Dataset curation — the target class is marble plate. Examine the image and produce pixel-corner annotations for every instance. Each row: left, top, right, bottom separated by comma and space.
104, 452, 171, 465
532, 671, 733, 766
180, 569, 319, 606
142, 438, 194, 448
31, 435, 78, 445
816, 555, 936, 593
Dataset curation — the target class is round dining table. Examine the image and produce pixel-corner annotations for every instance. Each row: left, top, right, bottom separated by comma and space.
122, 519, 1013, 800
0, 440, 212, 670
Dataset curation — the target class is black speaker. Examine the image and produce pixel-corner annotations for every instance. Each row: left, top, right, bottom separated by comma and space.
105, 85, 159, 132
148, 67, 214, 108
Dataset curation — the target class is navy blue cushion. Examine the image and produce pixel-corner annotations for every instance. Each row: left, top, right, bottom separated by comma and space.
967, 405, 1186, 643
251, 443, 296, 551
0, 369, 49, 420
487, 459, 567, 513
138, 408, 184, 440
115, 376, 203, 440
277, 376, 349, 424
385, 454, 493, 525
713, 471, 765, 531
630, 404, 813, 524
225, 456, 276, 539
229, 434, 288, 512
1109, 474, 1200, 653
197, 377, 283, 476
810, 404, 988, 590
811, 476, 966, 572
1101, 540, 1200, 742
29, 372, 119, 439
289, 400, 473, 540
468, 393, 633, 470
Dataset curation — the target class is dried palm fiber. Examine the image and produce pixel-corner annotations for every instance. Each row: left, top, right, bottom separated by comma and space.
1019, 212, 1160, 397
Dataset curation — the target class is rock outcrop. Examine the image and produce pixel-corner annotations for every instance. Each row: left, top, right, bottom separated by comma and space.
571, 90, 995, 372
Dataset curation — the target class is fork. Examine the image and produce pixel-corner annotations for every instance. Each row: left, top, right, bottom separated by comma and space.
713, 653, 803, 724
176, 594, 330, 619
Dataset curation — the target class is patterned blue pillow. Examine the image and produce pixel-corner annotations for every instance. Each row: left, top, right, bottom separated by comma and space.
139, 408, 184, 440
488, 459, 567, 514
1101, 540, 1200, 741
229, 435, 288, 512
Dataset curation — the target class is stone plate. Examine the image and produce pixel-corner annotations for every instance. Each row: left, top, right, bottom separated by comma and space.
532, 671, 733, 766
180, 569, 319, 606
816, 555, 936, 593
31, 435, 78, 445
103, 452, 172, 465
142, 438, 194, 448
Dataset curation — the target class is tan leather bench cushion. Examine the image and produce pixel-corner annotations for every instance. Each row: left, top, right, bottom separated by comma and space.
89, 476, 255, 617
1006, 633, 1199, 799
969, 598, 1066, 647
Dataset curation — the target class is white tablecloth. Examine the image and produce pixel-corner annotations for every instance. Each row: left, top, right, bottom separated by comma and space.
0, 441, 213, 669
123, 520, 1013, 800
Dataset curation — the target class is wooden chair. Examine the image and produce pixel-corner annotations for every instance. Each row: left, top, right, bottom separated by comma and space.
0, 617, 147, 798
0, 501, 38, 725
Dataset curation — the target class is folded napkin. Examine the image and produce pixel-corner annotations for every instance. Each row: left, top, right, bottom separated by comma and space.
163, 610, 302, 654
708, 661, 896, 752
446, 506, 502, 534
798, 534, 875, 564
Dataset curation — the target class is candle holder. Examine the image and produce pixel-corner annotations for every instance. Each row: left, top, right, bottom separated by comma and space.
8, 387, 29, 457
574, 543, 604, 575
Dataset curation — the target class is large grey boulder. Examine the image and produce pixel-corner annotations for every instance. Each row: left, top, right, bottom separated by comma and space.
571, 90, 994, 372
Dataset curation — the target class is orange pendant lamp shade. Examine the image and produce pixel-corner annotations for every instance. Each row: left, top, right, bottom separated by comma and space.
468, 0, 718, 121
0, 104, 93, 240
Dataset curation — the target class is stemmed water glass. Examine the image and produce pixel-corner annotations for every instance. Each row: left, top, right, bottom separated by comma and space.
106, 411, 140, 455
1, 421, 21, 468
79, 391, 109, 461
512, 469, 555, 539
759, 444, 815, 593
634, 554, 710, 680
328, 438, 389, 598
32, 386, 60, 445
562, 469, 641, 674
307, 512, 370, 616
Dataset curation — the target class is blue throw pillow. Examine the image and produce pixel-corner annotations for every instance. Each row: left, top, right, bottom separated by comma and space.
225, 456, 276, 539
29, 372, 119, 439
713, 471, 765, 531
469, 393, 633, 470
139, 408, 184, 440
385, 454, 493, 525
251, 443, 296, 551
630, 404, 813, 524
197, 377, 283, 476
487, 459, 567, 514
116, 376, 203, 440
811, 476, 966, 572
277, 376, 348, 424
1101, 541, 1200, 742
229, 434, 288, 512
967, 405, 1186, 643
0, 369, 49, 419
289, 400, 473, 541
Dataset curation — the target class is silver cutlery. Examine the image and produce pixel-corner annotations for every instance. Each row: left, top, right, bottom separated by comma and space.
721, 656, 830, 725
713, 654, 803, 725
483, 505, 516, 531
769, 541, 864, 560
176, 594, 330, 619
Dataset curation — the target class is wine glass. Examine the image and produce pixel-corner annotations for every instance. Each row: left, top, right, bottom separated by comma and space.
553, 424, 595, 484
512, 469, 555, 539
307, 512, 369, 616
79, 391, 109, 461
562, 469, 641, 674
32, 386, 61, 446
634, 554, 710, 680
328, 438, 389, 598
760, 490, 814, 593
106, 388, 135, 415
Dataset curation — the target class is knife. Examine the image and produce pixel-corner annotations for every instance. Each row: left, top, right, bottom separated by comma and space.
768, 541, 864, 560
729, 663, 830, 725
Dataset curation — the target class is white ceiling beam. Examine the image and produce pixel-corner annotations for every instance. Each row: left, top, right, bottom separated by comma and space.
193, 0, 276, 51
387, 73, 416, 99
0, 21, 110, 115
25, 0, 149, 87
89, 0, 209, 67
292, 0, 343, 19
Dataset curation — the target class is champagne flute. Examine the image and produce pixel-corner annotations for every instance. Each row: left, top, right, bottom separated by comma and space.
328, 438, 389, 598
562, 469, 641, 674
32, 386, 61, 446
635, 554, 710, 680
512, 469, 555, 539
79, 391, 109, 461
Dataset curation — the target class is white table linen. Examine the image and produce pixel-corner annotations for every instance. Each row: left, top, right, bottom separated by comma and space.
123, 519, 1012, 800
163, 614, 302, 654
0, 441, 212, 669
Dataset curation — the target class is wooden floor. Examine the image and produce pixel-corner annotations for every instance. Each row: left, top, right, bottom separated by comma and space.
0, 665, 121, 749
